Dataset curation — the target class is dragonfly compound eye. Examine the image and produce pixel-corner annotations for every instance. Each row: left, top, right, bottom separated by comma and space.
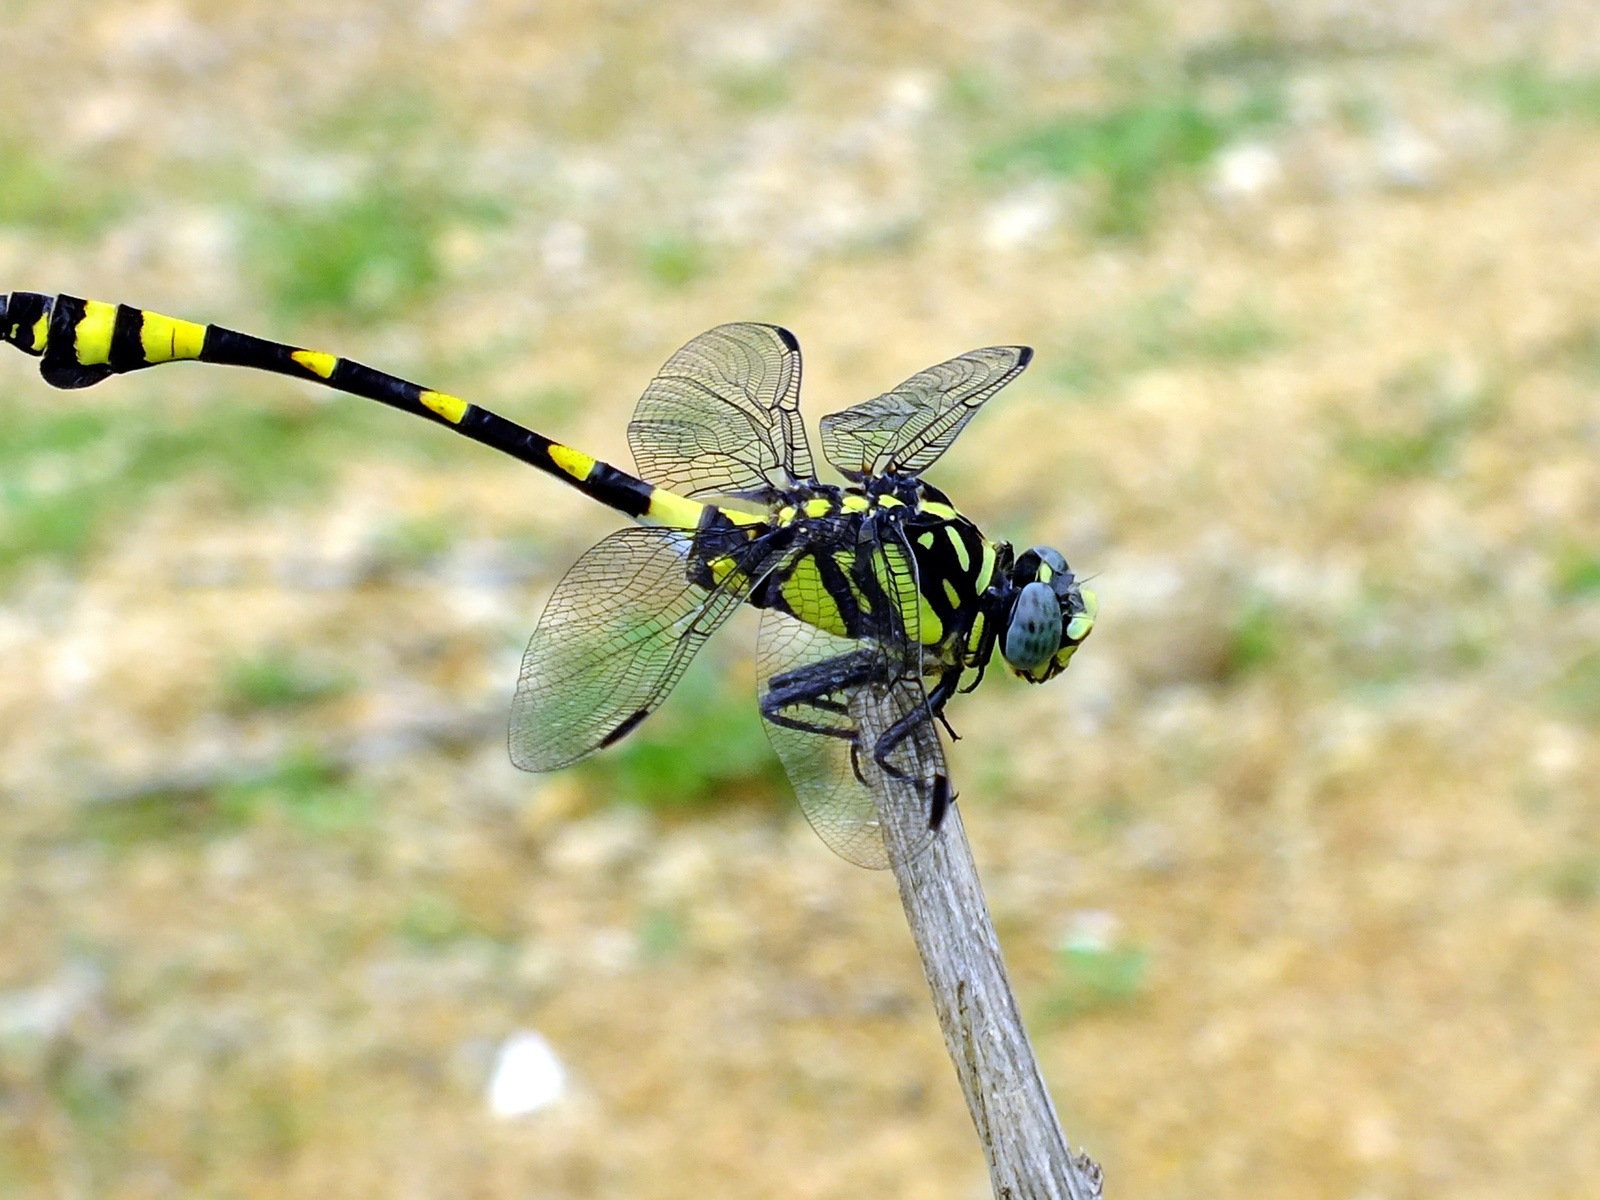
1002, 581, 1062, 674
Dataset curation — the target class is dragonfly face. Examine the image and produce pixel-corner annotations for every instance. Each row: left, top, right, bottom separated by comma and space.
996, 545, 1097, 684
3, 293, 1094, 870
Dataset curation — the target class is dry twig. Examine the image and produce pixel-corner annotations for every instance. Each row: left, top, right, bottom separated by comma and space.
889, 805, 1104, 1200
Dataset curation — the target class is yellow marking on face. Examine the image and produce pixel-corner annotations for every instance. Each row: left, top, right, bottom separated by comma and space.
943, 578, 962, 608
803, 497, 833, 518
292, 349, 338, 379
549, 443, 596, 481
781, 554, 846, 638
976, 541, 997, 591
841, 494, 870, 512
777, 505, 797, 524
645, 489, 706, 530
1037, 561, 1054, 584
74, 300, 118, 365
31, 312, 50, 352
947, 527, 970, 572
419, 389, 468, 424
1064, 589, 1098, 643
921, 500, 957, 521
140, 312, 207, 363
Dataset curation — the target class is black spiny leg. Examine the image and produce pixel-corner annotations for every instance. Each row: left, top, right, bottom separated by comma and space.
872, 670, 961, 829
760, 648, 886, 787
759, 648, 882, 744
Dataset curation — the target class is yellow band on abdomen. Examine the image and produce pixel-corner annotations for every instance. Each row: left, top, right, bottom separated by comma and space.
140, 312, 207, 364
75, 300, 118, 366
419, 390, 468, 424
548, 443, 596, 481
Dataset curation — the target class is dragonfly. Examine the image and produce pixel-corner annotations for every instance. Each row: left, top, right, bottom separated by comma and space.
1, 291, 1095, 868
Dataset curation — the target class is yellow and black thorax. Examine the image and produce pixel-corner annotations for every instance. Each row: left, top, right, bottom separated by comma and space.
738, 477, 1006, 664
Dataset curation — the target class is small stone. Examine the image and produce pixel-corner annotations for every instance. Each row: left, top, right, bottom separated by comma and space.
1211, 142, 1282, 201
487, 1030, 568, 1118
981, 186, 1062, 251
1377, 124, 1443, 191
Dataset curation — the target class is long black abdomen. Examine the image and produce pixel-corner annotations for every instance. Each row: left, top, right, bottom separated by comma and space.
1, 291, 711, 529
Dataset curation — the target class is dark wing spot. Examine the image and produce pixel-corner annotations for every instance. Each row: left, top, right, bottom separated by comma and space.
599, 707, 652, 748
1017, 345, 1034, 367
774, 326, 800, 352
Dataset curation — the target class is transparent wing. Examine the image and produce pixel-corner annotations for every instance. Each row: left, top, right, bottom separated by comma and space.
819, 345, 1031, 480
510, 524, 772, 771
628, 323, 813, 500
756, 523, 946, 868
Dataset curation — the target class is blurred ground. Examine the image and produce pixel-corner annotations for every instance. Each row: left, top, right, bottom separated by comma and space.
2, 1, 1600, 1197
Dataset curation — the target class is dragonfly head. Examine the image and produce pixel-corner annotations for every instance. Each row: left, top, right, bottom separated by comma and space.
998, 546, 1096, 684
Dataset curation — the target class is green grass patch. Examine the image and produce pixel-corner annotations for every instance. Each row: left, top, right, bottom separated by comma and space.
712, 66, 791, 111
0, 142, 126, 241
1552, 651, 1600, 725
370, 513, 456, 573
638, 907, 686, 961
78, 789, 232, 846
1551, 543, 1600, 600
217, 750, 374, 835
1225, 596, 1288, 677
976, 75, 1282, 236
1545, 854, 1600, 906
1042, 941, 1150, 1021
79, 751, 372, 846
0, 390, 439, 579
397, 890, 489, 949
1474, 60, 1600, 124
1336, 360, 1498, 479
1546, 324, 1600, 379
222, 648, 352, 713
639, 234, 711, 289
1052, 289, 1288, 397
51, 1054, 128, 1171
583, 657, 785, 812
301, 84, 442, 154
249, 185, 507, 323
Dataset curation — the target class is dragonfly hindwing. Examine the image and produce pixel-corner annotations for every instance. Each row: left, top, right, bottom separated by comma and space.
510, 523, 781, 771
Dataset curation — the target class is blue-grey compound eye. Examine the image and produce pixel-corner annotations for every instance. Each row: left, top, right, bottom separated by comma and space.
1027, 546, 1068, 578
1003, 581, 1062, 670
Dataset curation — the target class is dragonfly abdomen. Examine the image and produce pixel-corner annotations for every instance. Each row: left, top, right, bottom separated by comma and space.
1, 291, 718, 531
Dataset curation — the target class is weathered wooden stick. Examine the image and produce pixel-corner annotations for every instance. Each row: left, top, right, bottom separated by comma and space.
889, 804, 1104, 1200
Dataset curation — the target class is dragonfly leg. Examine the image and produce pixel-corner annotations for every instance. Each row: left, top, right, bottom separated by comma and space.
871, 671, 961, 829
760, 648, 881, 741
761, 648, 885, 785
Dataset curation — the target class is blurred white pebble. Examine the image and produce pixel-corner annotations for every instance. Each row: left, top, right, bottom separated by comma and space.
981, 185, 1062, 250
1211, 141, 1282, 201
487, 1030, 568, 1118
1060, 909, 1121, 954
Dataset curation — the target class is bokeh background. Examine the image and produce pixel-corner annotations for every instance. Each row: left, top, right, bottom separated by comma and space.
3, 1, 1600, 1196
